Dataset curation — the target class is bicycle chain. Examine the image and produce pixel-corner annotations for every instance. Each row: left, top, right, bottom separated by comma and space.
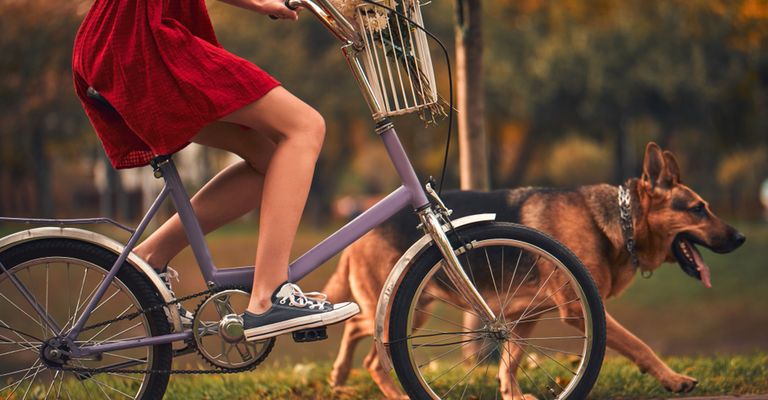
55, 285, 273, 375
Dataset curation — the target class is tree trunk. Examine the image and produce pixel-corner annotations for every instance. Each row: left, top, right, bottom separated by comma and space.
455, 0, 489, 191
455, 0, 488, 364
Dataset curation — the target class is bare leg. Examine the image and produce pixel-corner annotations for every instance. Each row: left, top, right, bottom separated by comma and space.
133, 121, 276, 269
216, 87, 325, 314
134, 86, 325, 316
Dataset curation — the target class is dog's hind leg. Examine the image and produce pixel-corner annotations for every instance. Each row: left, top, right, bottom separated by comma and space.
323, 250, 353, 303
499, 321, 538, 400
363, 344, 409, 399
462, 312, 483, 365
330, 315, 371, 388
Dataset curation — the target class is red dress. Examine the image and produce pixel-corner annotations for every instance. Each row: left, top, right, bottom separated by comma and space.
73, 0, 281, 169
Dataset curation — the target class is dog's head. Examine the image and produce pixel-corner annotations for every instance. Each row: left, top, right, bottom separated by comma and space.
637, 142, 746, 287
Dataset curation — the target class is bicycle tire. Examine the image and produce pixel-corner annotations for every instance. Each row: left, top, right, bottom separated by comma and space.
389, 222, 606, 399
0, 238, 173, 400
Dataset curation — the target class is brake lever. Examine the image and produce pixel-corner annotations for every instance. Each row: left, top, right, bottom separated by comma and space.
270, 0, 300, 20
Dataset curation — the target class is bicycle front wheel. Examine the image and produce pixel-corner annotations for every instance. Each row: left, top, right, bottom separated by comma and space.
389, 222, 606, 399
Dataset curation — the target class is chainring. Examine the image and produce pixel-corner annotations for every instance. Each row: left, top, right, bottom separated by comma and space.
191, 287, 275, 372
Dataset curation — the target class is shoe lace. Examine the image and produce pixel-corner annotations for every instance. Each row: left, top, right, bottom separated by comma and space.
158, 266, 180, 297
277, 283, 329, 310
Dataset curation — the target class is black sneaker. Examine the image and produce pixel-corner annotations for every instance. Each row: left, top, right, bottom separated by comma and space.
242, 282, 359, 341
158, 266, 195, 328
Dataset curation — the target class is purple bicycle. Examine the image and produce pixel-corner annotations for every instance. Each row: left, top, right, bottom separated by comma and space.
0, 0, 605, 398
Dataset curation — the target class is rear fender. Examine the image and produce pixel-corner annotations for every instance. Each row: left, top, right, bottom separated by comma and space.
0, 227, 183, 333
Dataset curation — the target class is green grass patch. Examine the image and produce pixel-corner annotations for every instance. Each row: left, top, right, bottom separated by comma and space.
157, 353, 768, 399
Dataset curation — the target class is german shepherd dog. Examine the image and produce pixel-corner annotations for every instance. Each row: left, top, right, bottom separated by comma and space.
323, 142, 746, 398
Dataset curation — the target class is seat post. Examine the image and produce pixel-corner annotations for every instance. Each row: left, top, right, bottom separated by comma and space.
152, 155, 218, 283
150, 155, 173, 179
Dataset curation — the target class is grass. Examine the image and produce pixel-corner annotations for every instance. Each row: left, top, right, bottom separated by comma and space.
154, 353, 768, 399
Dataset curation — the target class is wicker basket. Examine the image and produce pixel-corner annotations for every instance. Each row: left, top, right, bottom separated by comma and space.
352, 0, 440, 119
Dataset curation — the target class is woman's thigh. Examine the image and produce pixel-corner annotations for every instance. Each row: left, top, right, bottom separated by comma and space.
219, 86, 325, 141
191, 121, 277, 174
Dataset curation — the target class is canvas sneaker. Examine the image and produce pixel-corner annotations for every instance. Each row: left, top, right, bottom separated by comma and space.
158, 266, 195, 328
242, 282, 360, 341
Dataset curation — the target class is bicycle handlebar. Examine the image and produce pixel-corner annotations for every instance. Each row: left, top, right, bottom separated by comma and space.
278, 0, 363, 48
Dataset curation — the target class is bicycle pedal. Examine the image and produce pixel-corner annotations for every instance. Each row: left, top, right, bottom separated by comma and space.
292, 327, 328, 343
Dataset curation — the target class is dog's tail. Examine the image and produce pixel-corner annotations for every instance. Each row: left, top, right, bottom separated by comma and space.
323, 249, 353, 303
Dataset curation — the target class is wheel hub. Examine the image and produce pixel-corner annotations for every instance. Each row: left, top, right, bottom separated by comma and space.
40, 338, 71, 368
487, 324, 510, 341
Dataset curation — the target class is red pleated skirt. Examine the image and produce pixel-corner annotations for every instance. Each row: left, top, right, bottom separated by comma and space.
72, 0, 281, 169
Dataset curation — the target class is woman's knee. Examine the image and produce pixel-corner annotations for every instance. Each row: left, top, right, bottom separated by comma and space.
281, 108, 325, 154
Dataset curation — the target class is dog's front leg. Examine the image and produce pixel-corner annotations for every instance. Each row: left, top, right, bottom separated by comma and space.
605, 312, 697, 393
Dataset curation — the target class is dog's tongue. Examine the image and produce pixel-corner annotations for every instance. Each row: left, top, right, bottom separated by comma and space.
690, 245, 712, 288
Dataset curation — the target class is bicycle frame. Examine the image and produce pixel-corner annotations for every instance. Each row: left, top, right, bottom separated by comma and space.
0, 0, 497, 361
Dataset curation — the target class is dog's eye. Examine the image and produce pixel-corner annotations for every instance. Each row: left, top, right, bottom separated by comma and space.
689, 202, 706, 216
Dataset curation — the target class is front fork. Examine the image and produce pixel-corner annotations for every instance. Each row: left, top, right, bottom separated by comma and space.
416, 184, 497, 324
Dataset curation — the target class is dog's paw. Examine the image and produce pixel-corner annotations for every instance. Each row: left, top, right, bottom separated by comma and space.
662, 373, 698, 393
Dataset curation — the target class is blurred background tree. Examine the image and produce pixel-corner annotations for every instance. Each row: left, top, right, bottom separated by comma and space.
0, 0, 766, 221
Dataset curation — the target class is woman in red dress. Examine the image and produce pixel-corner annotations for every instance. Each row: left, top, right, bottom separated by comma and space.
73, 0, 358, 340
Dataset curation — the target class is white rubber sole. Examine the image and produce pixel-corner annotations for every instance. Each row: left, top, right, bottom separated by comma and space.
244, 302, 360, 341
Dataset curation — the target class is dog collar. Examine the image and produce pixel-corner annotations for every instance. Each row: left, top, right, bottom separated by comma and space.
618, 185, 640, 269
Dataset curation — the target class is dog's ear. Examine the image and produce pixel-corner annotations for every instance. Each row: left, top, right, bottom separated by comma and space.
662, 150, 681, 185
641, 142, 666, 191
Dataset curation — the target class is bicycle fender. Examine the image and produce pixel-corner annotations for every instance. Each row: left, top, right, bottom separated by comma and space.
0, 227, 183, 333
373, 213, 496, 372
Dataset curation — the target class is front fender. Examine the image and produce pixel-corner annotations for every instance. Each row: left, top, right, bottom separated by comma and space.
373, 213, 496, 372
0, 227, 183, 333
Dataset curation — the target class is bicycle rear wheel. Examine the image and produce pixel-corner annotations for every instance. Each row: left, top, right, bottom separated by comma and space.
389, 222, 605, 399
0, 238, 173, 399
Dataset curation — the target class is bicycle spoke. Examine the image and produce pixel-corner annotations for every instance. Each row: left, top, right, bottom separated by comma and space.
422, 290, 481, 319
441, 339, 498, 398
515, 316, 583, 325
512, 335, 586, 341
484, 248, 503, 323
427, 339, 493, 386
503, 255, 540, 314
514, 339, 566, 394
500, 343, 548, 400
415, 308, 472, 331
501, 250, 523, 311
0, 319, 42, 353
44, 370, 60, 400
417, 335, 483, 369
0, 290, 51, 335
8, 360, 45, 399
509, 298, 581, 325
510, 266, 559, 332
93, 321, 143, 346
413, 336, 485, 349
85, 303, 135, 343
102, 351, 147, 363
90, 375, 135, 399
107, 372, 144, 382
525, 280, 572, 318
522, 341, 583, 358
435, 269, 478, 319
